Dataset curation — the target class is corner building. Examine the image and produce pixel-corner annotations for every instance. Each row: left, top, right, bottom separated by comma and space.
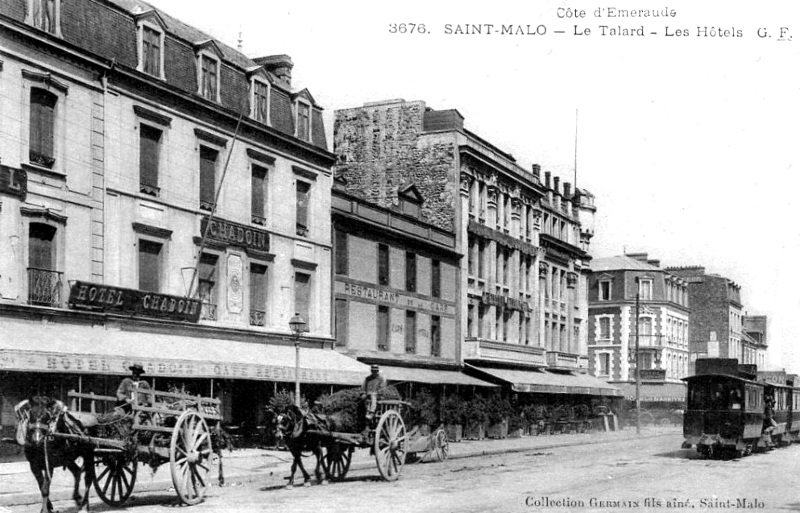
0, 0, 366, 455
333, 99, 619, 403
588, 253, 690, 404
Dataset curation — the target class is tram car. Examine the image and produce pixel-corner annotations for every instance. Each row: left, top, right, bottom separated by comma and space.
682, 358, 800, 458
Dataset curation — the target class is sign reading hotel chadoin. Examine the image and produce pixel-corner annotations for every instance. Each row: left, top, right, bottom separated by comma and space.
68, 281, 202, 323
201, 217, 270, 253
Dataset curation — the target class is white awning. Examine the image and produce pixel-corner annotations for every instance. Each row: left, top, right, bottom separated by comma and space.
378, 365, 497, 387
0, 317, 369, 385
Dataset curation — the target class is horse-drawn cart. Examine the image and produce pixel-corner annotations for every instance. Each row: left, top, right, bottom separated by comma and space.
61, 385, 224, 506
308, 399, 408, 482
405, 425, 449, 463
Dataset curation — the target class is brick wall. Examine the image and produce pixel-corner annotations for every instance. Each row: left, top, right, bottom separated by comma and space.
333, 101, 457, 232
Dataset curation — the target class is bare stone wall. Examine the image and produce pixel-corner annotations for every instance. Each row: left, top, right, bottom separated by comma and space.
333, 101, 457, 232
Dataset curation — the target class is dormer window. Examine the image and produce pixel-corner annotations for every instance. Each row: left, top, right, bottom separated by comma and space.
296, 100, 311, 141
197, 53, 220, 102
137, 24, 164, 78
251, 78, 270, 125
26, 0, 61, 36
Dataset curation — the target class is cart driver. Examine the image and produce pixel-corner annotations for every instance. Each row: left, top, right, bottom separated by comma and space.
116, 363, 151, 413
361, 365, 387, 424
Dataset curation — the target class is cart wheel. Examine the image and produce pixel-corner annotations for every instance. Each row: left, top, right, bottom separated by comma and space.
373, 409, 406, 481
322, 443, 353, 482
170, 411, 213, 505
432, 428, 449, 462
93, 452, 137, 506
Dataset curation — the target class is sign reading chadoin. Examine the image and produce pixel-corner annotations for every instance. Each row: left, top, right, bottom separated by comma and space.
202, 217, 270, 253
68, 281, 202, 322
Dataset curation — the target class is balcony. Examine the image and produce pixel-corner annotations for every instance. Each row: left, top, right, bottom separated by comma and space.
629, 334, 665, 348
250, 309, 266, 326
200, 302, 217, 321
546, 351, 581, 371
27, 268, 63, 307
463, 338, 546, 366
139, 182, 160, 197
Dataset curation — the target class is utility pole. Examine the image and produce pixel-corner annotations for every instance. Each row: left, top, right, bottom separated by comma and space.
634, 276, 641, 436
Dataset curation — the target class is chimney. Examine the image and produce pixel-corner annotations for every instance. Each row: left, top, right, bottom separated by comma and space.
626, 252, 649, 262
254, 54, 293, 88
647, 259, 661, 268
553, 176, 560, 194
544, 171, 551, 189
564, 182, 572, 198
531, 164, 541, 178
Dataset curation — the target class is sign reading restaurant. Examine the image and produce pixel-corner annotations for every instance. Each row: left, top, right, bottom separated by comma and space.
201, 217, 270, 253
68, 281, 202, 323
335, 280, 455, 316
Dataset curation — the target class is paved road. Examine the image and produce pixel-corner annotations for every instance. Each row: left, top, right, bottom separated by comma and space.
6, 430, 799, 513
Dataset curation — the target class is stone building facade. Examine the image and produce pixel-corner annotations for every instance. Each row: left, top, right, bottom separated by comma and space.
331, 182, 492, 391
0, 0, 367, 456
666, 266, 762, 373
588, 254, 690, 403
333, 99, 619, 400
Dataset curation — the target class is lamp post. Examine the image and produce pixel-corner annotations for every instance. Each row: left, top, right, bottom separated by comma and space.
289, 313, 306, 407
634, 277, 641, 436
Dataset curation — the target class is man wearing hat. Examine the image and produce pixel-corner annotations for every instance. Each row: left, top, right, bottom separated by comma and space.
361, 365, 387, 425
116, 363, 151, 412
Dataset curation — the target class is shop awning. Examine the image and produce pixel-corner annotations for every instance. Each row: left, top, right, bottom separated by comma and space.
0, 317, 369, 385
466, 364, 622, 396
378, 365, 497, 387
614, 382, 687, 403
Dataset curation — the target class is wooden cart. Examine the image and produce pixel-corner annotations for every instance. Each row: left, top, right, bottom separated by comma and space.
63, 385, 223, 506
309, 400, 408, 482
405, 425, 449, 463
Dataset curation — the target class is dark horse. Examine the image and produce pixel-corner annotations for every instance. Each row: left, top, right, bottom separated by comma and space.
270, 405, 330, 488
17, 397, 95, 513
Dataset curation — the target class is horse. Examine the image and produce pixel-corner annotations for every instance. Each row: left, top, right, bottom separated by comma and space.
17, 397, 95, 513
270, 405, 330, 488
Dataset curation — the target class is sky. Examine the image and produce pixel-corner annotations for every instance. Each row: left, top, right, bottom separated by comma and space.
144, 0, 799, 370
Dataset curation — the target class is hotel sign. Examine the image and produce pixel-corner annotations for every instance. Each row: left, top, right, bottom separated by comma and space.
0, 165, 26, 200
68, 281, 201, 323
202, 217, 270, 253
0, 349, 360, 384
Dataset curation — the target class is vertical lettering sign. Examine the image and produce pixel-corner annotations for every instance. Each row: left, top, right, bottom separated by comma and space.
227, 253, 243, 314
68, 281, 202, 322
201, 217, 270, 253
0, 165, 27, 201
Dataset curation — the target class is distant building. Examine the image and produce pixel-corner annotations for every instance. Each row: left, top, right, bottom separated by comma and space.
589, 253, 690, 404
665, 266, 751, 374
743, 315, 768, 369
333, 99, 619, 401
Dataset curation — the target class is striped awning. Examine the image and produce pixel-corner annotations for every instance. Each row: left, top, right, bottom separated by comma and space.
466, 364, 622, 396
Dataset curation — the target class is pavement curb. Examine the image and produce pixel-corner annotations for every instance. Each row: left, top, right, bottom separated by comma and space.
0, 430, 676, 507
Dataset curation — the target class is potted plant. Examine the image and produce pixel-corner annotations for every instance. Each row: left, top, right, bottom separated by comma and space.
268, 390, 308, 413
442, 395, 466, 442
486, 397, 511, 439
508, 411, 525, 438
409, 389, 439, 435
463, 397, 489, 440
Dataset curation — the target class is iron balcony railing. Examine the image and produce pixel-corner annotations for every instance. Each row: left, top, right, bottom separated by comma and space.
27, 267, 63, 307
250, 309, 266, 326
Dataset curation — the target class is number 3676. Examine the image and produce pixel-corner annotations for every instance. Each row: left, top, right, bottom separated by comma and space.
389, 23, 427, 34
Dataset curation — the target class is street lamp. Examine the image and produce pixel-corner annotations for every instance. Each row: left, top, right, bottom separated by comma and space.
289, 313, 306, 407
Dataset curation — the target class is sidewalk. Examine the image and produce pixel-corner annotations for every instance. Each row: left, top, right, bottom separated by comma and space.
0, 426, 679, 507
